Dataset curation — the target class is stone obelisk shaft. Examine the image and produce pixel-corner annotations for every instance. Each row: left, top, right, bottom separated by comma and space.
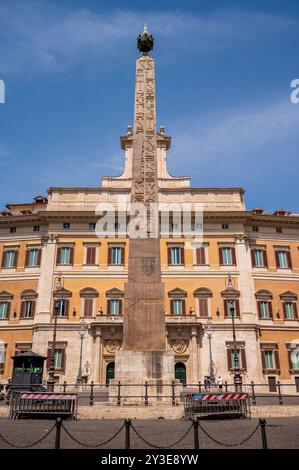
122, 54, 166, 351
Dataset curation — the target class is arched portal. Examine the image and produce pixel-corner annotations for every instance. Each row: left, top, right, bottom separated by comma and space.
175, 362, 186, 386
106, 362, 115, 385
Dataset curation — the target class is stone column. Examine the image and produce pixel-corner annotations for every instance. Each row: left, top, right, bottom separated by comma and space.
235, 235, 257, 318
35, 235, 58, 323
92, 330, 102, 382
190, 326, 199, 384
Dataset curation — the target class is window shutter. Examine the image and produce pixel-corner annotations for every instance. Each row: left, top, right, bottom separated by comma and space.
199, 298, 208, 317
219, 247, 223, 265
236, 299, 240, 317
196, 247, 205, 265
274, 350, 280, 370
182, 299, 186, 315
170, 300, 174, 315
287, 251, 292, 269
107, 299, 111, 315
1, 251, 6, 268
108, 247, 112, 265
86, 247, 96, 265
25, 250, 30, 267
69, 247, 74, 265
37, 249, 42, 267
241, 349, 247, 371
65, 300, 69, 317
121, 247, 125, 265
288, 350, 293, 370
56, 247, 61, 265
251, 250, 256, 267
263, 250, 268, 267
61, 350, 66, 373
6, 302, 11, 319
20, 301, 25, 318
232, 247, 237, 265
167, 247, 172, 265
227, 349, 232, 370
283, 302, 287, 319
13, 251, 19, 268
293, 303, 298, 320
257, 302, 261, 319
181, 247, 185, 265
84, 298, 93, 317
224, 300, 228, 317
119, 299, 122, 315
275, 251, 280, 268
31, 301, 36, 318
261, 350, 266, 369
268, 301, 273, 319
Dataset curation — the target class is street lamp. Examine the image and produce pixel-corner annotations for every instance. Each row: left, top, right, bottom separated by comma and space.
227, 275, 242, 392
204, 318, 215, 384
76, 318, 88, 386
47, 274, 63, 391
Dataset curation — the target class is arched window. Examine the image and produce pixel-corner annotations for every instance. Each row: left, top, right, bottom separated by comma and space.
175, 362, 186, 386
106, 362, 115, 384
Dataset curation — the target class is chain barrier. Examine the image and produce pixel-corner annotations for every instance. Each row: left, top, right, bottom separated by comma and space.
198, 421, 260, 447
131, 423, 193, 449
0, 424, 56, 449
61, 422, 125, 448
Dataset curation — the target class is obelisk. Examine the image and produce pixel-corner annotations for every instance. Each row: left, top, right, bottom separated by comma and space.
114, 26, 175, 389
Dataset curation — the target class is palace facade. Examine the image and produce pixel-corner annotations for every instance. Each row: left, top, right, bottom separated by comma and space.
1, 51, 299, 390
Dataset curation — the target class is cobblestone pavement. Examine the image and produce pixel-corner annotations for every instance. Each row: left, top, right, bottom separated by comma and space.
0, 417, 298, 449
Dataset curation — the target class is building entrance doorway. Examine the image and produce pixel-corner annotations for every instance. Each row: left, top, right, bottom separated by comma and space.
106, 362, 115, 385
175, 362, 186, 386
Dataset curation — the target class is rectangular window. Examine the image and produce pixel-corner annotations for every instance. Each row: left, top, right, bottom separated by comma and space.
225, 299, 240, 317
109, 299, 120, 316
198, 298, 208, 317
170, 247, 183, 265
84, 298, 93, 317
222, 224, 229, 229
22, 301, 34, 318
289, 350, 299, 370
33, 225, 40, 232
220, 247, 236, 265
86, 246, 96, 265
259, 301, 270, 319
54, 349, 62, 369
0, 302, 8, 319
63, 223, 70, 229
172, 299, 183, 315
195, 247, 206, 265
55, 299, 68, 317
3, 250, 17, 268
252, 226, 259, 232
26, 248, 40, 267
10, 227, 16, 233
284, 302, 295, 320
89, 223, 96, 230
265, 351, 274, 369
109, 246, 124, 265
60, 247, 71, 265
276, 250, 292, 269
231, 349, 241, 368
254, 250, 264, 267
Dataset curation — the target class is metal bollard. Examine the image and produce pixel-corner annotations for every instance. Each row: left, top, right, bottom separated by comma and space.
192, 418, 199, 449
171, 381, 176, 406
63, 381, 67, 393
224, 381, 228, 393
251, 381, 256, 405
117, 381, 121, 406
277, 381, 283, 405
198, 381, 202, 393
55, 417, 62, 450
89, 381, 94, 406
259, 418, 268, 449
144, 381, 148, 406
125, 419, 131, 449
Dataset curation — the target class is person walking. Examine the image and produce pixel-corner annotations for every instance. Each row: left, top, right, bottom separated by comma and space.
216, 376, 223, 392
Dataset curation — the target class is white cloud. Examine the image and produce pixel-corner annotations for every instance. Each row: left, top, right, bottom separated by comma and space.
170, 99, 299, 175
0, 2, 298, 74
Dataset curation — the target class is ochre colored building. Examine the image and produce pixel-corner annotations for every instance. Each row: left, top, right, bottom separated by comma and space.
0, 46, 299, 393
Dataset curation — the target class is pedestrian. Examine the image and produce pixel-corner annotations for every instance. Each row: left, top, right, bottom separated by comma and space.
216, 375, 223, 392
203, 376, 209, 392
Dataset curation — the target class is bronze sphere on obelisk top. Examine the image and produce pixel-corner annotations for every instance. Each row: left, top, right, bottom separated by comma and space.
137, 24, 154, 55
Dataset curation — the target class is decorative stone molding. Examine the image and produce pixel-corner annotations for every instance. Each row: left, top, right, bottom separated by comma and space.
172, 339, 187, 354
105, 339, 120, 353
193, 288, 212, 298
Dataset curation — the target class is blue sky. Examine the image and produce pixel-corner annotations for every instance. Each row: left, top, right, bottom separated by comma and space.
0, 0, 299, 212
